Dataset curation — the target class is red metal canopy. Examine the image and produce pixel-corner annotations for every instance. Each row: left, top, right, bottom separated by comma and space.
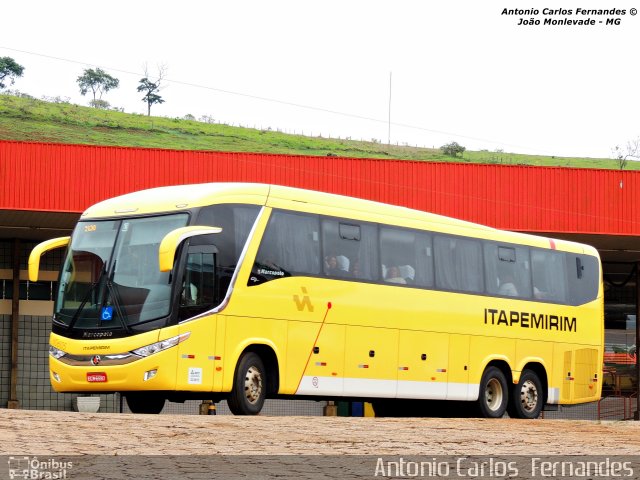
1, 139, 638, 236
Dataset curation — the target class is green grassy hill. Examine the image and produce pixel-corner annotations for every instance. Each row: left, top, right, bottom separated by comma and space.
0, 93, 628, 169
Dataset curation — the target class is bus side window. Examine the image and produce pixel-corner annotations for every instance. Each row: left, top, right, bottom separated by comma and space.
434, 235, 483, 293
179, 246, 217, 321
531, 249, 567, 302
567, 253, 599, 305
379, 227, 433, 287
484, 244, 532, 299
322, 219, 378, 281
250, 211, 320, 285
196, 204, 260, 278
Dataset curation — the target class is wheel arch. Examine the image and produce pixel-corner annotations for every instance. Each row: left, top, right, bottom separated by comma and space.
476, 361, 511, 418
468, 357, 514, 401
485, 358, 513, 385
519, 361, 549, 404
232, 342, 281, 397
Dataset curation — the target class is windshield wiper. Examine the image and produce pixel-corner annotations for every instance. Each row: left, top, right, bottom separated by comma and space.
67, 285, 95, 330
105, 260, 133, 334
105, 285, 132, 334
68, 263, 106, 331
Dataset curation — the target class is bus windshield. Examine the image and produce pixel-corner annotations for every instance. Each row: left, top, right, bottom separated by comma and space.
55, 214, 189, 331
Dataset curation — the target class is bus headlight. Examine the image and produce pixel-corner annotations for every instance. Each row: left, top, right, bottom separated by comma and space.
131, 332, 190, 358
49, 345, 66, 359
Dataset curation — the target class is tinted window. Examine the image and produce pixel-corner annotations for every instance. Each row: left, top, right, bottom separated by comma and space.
434, 236, 483, 293
531, 249, 567, 303
27, 281, 55, 300
323, 219, 378, 281
567, 253, 599, 305
248, 207, 597, 307
196, 204, 260, 270
179, 246, 217, 321
484, 244, 532, 298
197, 204, 260, 294
0, 280, 54, 300
380, 227, 433, 287
250, 211, 320, 285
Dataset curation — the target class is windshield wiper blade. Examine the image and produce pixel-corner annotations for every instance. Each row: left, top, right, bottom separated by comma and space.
67, 261, 107, 330
67, 279, 100, 331
105, 281, 132, 334
103, 261, 132, 334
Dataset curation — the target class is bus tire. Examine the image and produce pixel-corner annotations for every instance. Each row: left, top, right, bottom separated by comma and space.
125, 393, 165, 414
507, 369, 543, 419
476, 366, 508, 418
227, 352, 266, 415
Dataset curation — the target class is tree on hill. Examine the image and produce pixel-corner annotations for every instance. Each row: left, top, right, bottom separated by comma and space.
441, 141, 466, 158
77, 68, 119, 107
0, 56, 25, 90
612, 137, 640, 170
137, 64, 166, 116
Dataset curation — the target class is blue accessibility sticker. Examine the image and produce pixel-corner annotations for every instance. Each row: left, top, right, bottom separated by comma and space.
100, 306, 114, 321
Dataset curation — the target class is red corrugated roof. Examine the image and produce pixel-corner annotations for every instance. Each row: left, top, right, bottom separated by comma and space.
1, 139, 637, 236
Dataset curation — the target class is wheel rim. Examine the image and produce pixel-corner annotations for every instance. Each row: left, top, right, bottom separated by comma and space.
519, 379, 539, 413
485, 378, 504, 412
244, 365, 263, 405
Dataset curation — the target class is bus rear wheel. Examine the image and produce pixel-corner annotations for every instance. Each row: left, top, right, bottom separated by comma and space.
227, 352, 266, 415
477, 366, 508, 418
507, 369, 543, 419
124, 393, 165, 414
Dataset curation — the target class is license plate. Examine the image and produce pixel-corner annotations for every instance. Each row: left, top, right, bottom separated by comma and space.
87, 372, 107, 383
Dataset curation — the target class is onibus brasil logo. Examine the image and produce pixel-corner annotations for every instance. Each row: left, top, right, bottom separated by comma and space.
8, 457, 73, 479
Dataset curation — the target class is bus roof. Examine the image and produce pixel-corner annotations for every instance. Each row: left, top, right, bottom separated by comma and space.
81, 182, 596, 256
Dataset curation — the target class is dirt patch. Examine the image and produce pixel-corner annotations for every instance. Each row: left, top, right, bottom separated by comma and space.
0, 410, 638, 456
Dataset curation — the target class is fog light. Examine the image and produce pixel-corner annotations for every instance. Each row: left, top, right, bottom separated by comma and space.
52, 372, 61, 382
144, 369, 158, 381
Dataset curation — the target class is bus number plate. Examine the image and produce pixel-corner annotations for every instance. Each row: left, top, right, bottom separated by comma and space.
87, 372, 107, 383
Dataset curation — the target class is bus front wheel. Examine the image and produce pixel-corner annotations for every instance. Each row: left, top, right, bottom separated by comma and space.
227, 352, 266, 415
125, 393, 165, 414
477, 366, 508, 418
507, 369, 543, 419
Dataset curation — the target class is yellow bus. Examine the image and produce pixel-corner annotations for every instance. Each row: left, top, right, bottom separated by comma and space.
29, 183, 603, 418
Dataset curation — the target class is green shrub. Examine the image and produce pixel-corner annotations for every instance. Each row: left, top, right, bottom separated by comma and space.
441, 141, 466, 158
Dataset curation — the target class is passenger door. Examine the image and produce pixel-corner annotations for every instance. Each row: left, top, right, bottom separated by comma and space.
175, 244, 218, 391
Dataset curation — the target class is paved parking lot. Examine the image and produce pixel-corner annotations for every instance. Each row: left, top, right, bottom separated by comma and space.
1, 409, 639, 456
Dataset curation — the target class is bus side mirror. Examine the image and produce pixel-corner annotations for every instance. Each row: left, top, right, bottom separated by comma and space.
28, 236, 70, 282
158, 226, 222, 272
